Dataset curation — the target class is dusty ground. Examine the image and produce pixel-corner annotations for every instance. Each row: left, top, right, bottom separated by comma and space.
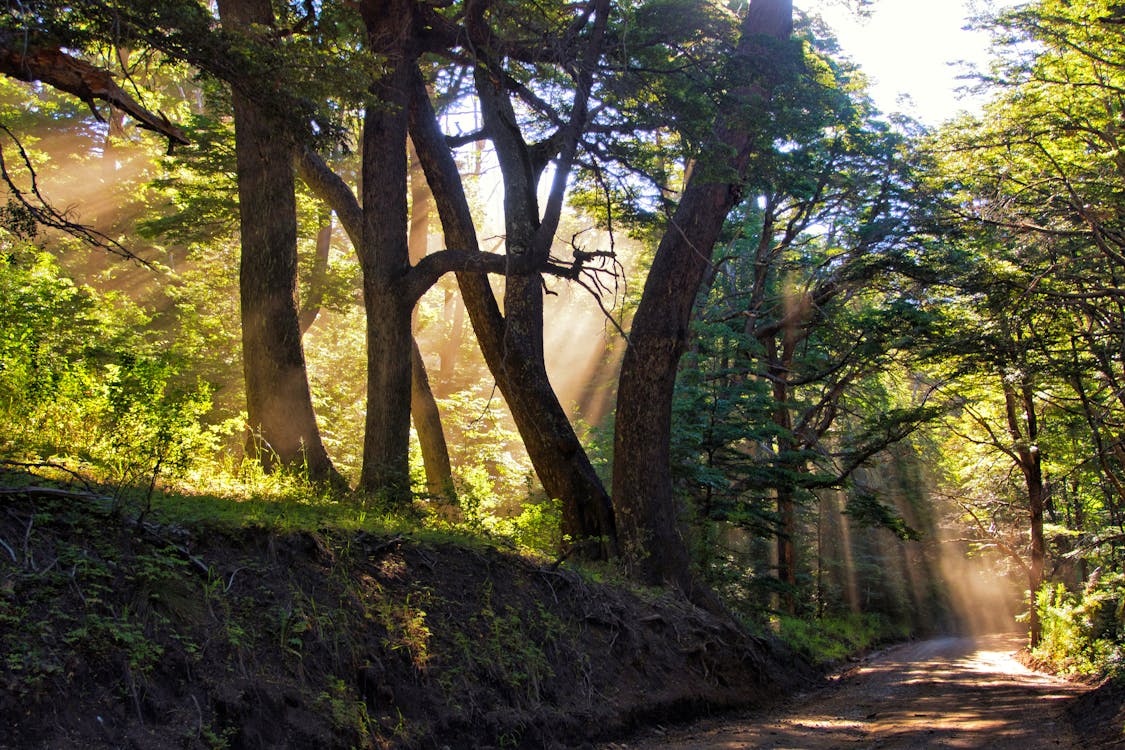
607, 633, 1098, 749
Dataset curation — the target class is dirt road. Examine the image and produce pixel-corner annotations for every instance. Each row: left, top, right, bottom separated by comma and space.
608, 633, 1093, 749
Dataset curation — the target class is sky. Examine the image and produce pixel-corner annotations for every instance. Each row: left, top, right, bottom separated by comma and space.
803, 0, 1009, 125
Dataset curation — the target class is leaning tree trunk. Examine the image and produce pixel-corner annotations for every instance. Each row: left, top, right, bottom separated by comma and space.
613, 0, 794, 593
298, 211, 332, 335
411, 339, 455, 498
407, 65, 618, 559
407, 144, 456, 499
216, 0, 336, 482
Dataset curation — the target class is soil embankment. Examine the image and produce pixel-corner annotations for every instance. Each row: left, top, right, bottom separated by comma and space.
0, 487, 812, 749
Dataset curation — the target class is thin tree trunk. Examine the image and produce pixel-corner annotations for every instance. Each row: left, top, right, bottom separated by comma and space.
217, 0, 336, 482
411, 339, 455, 498
768, 337, 799, 614
408, 138, 455, 499
1003, 381, 1046, 647
437, 288, 464, 395
298, 212, 332, 335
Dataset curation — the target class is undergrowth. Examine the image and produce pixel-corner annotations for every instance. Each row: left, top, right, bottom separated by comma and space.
1034, 575, 1125, 678
774, 611, 909, 666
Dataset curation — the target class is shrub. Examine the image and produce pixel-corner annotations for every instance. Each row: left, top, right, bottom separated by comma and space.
1035, 574, 1125, 677
777, 611, 907, 665
0, 248, 215, 495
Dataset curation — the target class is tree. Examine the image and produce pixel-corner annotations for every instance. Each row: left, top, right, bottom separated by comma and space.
215, 0, 338, 481
407, 145, 456, 500
10, 0, 621, 530
926, 0, 1125, 646
0, 1, 345, 481
666, 55, 940, 612
5, 0, 940, 602
612, 0, 797, 593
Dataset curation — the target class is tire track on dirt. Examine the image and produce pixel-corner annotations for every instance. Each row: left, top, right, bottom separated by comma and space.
607, 633, 1091, 749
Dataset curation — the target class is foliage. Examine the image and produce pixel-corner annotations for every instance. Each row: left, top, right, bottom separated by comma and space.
7, 0, 1125, 681
0, 247, 216, 495
664, 15, 944, 625
442, 582, 563, 709
920, 0, 1125, 649
1035, 575, 1125, 677
775, 611, 908, 665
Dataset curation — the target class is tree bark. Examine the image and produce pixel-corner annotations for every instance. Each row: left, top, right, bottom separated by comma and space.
216, 0, 337, 482
298, 212, 332, 335
768, 337, 799, 615
407, 65, 618, 558
437, 287, 465, 395
356, 0, 416, 498
408, 138, 456, 499
1004, 380, 1046, 647
411, 339, 455, 498
612, 0, 794, 591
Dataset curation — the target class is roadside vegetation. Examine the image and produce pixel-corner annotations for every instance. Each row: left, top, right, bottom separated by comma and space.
3, 0, 1125, 746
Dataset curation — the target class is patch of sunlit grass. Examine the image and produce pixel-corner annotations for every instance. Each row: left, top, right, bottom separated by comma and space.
776, 612, 910, 665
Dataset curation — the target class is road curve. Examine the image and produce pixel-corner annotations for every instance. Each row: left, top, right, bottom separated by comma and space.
607, 633, 1091, 749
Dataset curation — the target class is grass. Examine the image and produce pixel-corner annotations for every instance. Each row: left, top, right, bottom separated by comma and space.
775, 611, 910, 666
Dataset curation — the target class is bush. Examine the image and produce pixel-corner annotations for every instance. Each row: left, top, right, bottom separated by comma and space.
0, 248, 215, 494
1035, 574, 1125, 677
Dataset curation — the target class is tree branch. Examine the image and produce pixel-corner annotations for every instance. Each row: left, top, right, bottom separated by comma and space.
0, 125, 149, 263
294, 146, 363, 247
0, 34, 188, 148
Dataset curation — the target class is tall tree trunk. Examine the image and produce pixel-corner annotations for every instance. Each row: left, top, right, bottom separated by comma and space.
612, 0, 794, 592
356, 1, 415, 498
769, 337, 798, 614
216, 0, 336, 481
361, 271, 414, 497
408, 65, 618, 558
1004, 381, 1046, 647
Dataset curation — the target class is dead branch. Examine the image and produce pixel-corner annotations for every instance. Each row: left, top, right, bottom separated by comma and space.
0, 125, 150, 264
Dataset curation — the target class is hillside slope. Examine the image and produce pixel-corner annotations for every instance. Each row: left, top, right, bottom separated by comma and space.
0, 485, 813, 749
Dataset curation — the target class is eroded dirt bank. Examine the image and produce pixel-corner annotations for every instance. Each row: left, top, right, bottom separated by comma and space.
608, 633, 1099, 749
0, 488, 814, 749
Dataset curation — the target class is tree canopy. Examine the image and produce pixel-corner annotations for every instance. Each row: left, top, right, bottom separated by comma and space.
3, 0, 1125, 672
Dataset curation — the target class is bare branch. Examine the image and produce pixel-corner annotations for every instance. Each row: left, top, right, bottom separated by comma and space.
0, 125, 150, 264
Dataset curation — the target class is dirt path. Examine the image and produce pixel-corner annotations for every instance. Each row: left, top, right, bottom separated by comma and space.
606, 633, 1092, 749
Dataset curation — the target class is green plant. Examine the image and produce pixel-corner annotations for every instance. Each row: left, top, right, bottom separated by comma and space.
1034, 576, 1125, 677
443, 583, 562, 706
316, 676, 373, 745
376, 593, 432, 669
488, 498, 563, 555
0, 248, 217, 500
776, 612, 904, 665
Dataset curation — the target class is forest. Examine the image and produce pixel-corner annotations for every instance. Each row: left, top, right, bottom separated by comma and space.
2, 0, 1125, 747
